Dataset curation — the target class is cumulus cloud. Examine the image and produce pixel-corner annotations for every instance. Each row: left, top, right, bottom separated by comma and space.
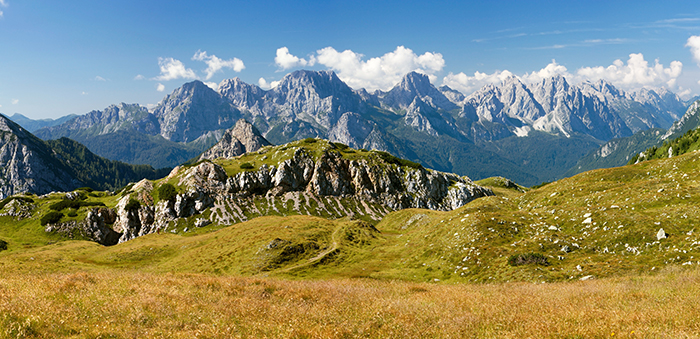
192, 50, 245, 80
156, 83, 165, 92
442, 70, 515, 94
203, 82, 218, 90
576, 53, 682, 89
521, 60, 571, 83
258, 77, 280, 89
686, 35, 700, 65
0, 0, 6, 17
275, 47, 314, 70
314, 46, 445, 90
134, 74, 145, 80
11, 99, 18, 105
153, 57, 197, 81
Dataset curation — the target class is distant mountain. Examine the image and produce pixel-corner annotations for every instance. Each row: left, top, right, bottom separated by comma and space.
33, 70, 689, 186
9, 113, 78, 132
568, 100, 700, 175
0, 114, 168, 198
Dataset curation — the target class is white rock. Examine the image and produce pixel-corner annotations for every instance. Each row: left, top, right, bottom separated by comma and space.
582, 217, 592, 224
579, 275, 594, 281
657, 228, 667, 240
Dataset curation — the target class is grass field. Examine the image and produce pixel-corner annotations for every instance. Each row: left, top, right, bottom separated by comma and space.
2, 267, 700, 338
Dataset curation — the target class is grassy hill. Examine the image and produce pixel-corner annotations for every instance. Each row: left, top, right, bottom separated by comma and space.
3, 148, 700, 283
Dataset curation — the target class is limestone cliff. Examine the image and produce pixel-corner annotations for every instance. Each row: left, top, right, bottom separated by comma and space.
111, 140, 493, 243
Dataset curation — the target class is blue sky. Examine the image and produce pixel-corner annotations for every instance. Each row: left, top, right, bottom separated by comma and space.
2, 0, 700, 119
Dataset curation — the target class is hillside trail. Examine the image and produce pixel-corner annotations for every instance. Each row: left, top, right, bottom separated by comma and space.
280, 224, 343, 272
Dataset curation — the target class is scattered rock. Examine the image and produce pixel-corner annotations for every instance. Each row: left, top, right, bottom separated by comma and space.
579, 275, 594, 281
561, 245, 571, 253
582, 217, 592, 224
548, 225, 559, 231
194, 218, 211, 228
657, 228, 667, 240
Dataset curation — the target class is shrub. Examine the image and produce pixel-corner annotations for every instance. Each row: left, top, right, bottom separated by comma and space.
0, 239, 7, 251
49, 199, 105, 211
125, 198, 141, 211
157, 183, 177, 202
331, 142, 349, 150
303, 137, 317, 144
240, 162, 254, 170
41, 211, 64, 226
77, 187, 94, 192
508, 252, 550, 266
375, 151, 422, 169
67, 209, 78, 217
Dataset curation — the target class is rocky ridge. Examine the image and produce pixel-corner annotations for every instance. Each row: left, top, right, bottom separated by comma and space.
65, 139, 493, 244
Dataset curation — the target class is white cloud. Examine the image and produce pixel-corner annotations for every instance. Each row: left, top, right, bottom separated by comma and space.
314, 46, 445, 90
203, 82, 218, 90
192, 50, 245, 80
134, 74, 145, 80
442, 70, 515, 94
81, 91, 88, 95
576, 53, 682, 89
94, 76, 107, 81
686, 35, 700, 65
441, 55, 682, 96
153, 57, 197, 81
275, 47, 314, 70
258, 77, 280, 89
156, 83, 165, 92
521, 60, 571, 83
0, 0, 6, 17
11, 99, 18, 105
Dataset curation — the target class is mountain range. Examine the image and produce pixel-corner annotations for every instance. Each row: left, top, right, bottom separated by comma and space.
23, 70, 690, 186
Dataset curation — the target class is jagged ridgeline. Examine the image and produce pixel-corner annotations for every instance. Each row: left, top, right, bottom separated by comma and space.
107, 138, 493, 243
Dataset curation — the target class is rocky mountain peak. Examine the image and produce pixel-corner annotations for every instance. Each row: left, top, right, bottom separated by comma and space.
382, 71, 457, 111
198, 119, 271, 161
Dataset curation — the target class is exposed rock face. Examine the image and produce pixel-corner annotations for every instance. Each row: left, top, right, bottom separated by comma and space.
198, 119, 271, 160
112, 144, 493, 243
0, 114, 80, 198
44, 207, 120, 246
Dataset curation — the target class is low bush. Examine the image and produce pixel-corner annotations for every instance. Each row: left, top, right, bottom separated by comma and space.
508, 252, 550, 266
157, 183, 178, 202
49, 199, 105, 211
240, 162, 255, 170
303, 137, 317, 144
125, 198, 141, 211
40, 211, 64, 226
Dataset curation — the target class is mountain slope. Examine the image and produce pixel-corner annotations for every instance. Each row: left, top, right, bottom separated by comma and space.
0, 114, 170, 197
8, 113, 78, 132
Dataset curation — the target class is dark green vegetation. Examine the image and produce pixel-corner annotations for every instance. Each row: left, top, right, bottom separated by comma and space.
631, 127, 700, 164
47, 137, 171, 191
40, 211, 64, 226
156, 183, 177, 202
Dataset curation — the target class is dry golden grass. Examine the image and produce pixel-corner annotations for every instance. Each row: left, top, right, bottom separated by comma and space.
2, 267, 700, 338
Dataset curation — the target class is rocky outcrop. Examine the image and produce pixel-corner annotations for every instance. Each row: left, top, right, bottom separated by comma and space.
198, 119, 271, 161
110, 143, 493, 243
44, 207, 121, 246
